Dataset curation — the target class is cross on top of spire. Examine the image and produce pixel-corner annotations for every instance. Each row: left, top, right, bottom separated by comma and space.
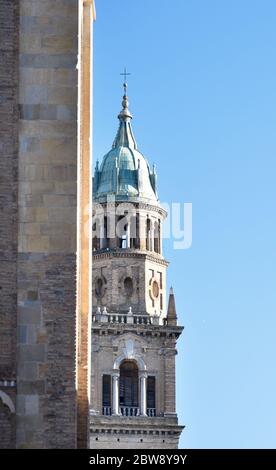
120, 67, 131, 95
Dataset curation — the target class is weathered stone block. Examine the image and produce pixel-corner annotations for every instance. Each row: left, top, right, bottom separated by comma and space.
19, 345, 45, 363
18, 326, 27, 344
40, 137, 76, 162
25, 235, 50, 252
54, 181, 77, 195
26, 325, 37, 344
19, 68, 52, 86
18, 363, 38, 381
20, 0, 78, 18
47, 86, 77, 105
18, 304, 42, 325
57, 105, 77, 121
53, 69, 77, 86
48, 207, 76, 224
22, 223, 41, 236
19, 85, 48, 105
43, 194, 76, 207
49, 236, 74, 252
19, 53, 77, 69
19, 34, 41, 54
25, 395, 39, 416
19, 104, 40, 120
41, 36, 76, 54
18, 381, 45, 395
19, 136, 40, 153
18, 207, 36, 223
30, 182, 55, 195
16, 395, 26, 415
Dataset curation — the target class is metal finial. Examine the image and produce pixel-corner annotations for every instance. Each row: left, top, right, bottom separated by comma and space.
118, 68, 133, 121
120, 67, 131, 95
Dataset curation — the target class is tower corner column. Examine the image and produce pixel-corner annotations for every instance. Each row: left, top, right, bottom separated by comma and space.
112, 371, 120, 416
139, 371, 148, 416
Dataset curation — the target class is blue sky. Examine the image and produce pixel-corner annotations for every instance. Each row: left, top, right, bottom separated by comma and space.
93, 0, 276, 448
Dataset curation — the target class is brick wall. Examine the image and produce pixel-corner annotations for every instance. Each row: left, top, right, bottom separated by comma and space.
0, 0, 19, 449
17, 253, 77, 447
0, 399, 16, 449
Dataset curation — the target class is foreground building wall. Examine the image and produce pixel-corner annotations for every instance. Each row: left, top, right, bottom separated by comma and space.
16, 0, 79, 448
0, 0, 95, 449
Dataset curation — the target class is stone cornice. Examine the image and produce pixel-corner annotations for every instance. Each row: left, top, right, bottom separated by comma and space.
93, 201, 167, 218
90, 414, 185, 433
92, 323, 184, 340
93, 249, 169, 266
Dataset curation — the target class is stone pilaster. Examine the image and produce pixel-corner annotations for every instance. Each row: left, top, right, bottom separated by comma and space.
164, 348, 177, 416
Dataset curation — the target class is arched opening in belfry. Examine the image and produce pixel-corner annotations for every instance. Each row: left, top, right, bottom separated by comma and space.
118, 215, 129, 249
104, 215, 109, 248
92, 221, 100, 251
146, 217, 151, 251
129, 213, 138, 249
119, 360, 138, 415
154, 220, 160, 253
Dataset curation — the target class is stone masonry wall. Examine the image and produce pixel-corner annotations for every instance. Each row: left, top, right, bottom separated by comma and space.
16, 0, 79, 448
92, 253, 167, 316
0, 0, 19, 449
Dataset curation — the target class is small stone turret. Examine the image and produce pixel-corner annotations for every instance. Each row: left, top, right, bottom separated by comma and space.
167, 287, 178, 326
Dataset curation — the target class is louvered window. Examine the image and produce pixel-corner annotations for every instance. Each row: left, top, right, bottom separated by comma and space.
147, 376, 156, 409
119, 361, 138, 407
102, 374, 111, 407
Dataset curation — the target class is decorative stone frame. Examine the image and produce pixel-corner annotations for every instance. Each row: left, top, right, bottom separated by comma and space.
118, 274, 137, 299
94, 274, 107, 299
0, 391, 15, 414
149, 276, 160, 307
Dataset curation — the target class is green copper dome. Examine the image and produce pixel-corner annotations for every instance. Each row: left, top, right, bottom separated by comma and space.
93, 92, 158, 203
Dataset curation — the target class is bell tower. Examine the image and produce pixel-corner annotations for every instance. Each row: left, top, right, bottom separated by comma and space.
90, 83, 184, 449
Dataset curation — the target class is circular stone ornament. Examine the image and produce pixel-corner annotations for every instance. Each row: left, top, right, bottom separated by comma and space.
152, 280, 159, 298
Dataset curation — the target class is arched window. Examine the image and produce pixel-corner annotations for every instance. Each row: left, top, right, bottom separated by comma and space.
147, 376, 156, 416
102, 375, 111, 416
119, 360, 138, 416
